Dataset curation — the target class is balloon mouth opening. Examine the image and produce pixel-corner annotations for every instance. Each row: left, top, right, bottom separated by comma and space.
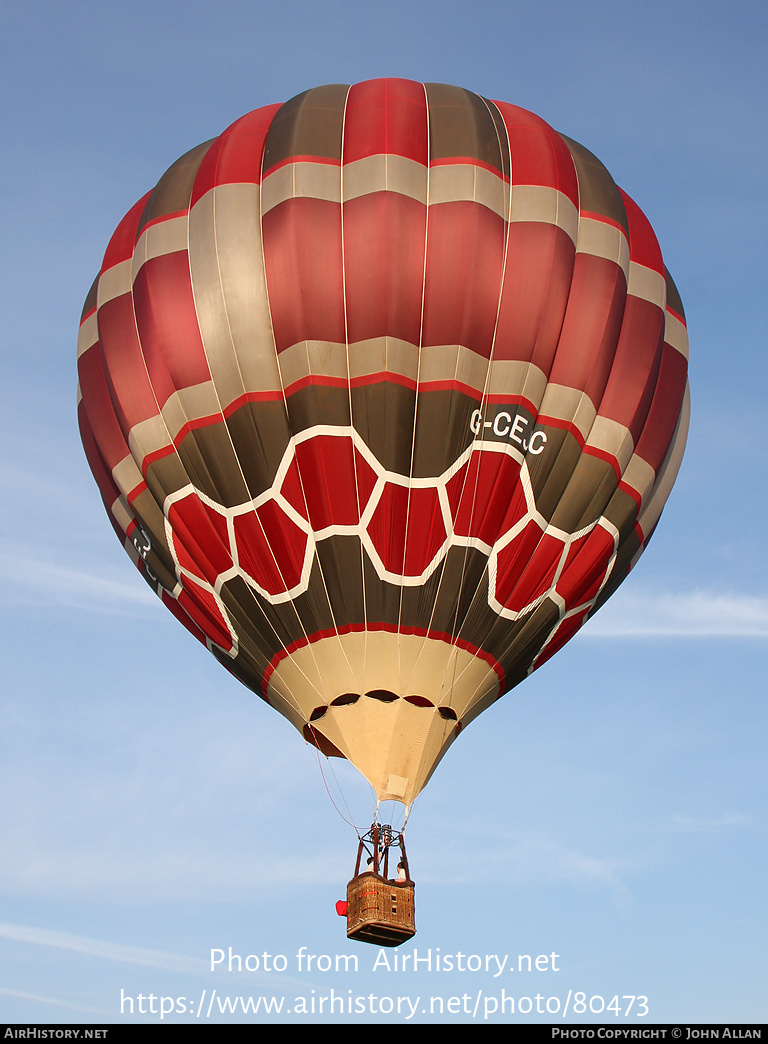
308, 690, 460, 722
267, 628, 498, 805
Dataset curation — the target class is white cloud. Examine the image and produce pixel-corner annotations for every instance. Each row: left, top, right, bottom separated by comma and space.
0, 834, 344, 903
585, 588, 768, 637
0, 547, 156, 613
0, 921, 206, 975
0, 921, 320, 998
0, 986, 102, 1015
668, 813, 749, 832
424, 834, 632, 908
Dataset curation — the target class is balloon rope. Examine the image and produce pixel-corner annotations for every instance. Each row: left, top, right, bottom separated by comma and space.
308, 729, 360, 831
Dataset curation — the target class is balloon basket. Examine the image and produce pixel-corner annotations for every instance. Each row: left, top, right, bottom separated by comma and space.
345, 873, 416, 947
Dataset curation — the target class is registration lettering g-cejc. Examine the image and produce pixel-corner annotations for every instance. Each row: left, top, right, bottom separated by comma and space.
469, 409, 547, 455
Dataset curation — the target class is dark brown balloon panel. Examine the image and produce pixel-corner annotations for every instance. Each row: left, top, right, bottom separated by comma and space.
77, 79, 689, 805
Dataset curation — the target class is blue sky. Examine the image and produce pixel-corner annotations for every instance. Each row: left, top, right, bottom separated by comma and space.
0, 0, 766, 1025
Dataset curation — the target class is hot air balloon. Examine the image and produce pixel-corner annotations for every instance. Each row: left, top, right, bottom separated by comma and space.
77, 79, 689, 945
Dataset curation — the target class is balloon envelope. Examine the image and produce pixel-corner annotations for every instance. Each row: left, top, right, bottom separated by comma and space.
77, 79, 689, 807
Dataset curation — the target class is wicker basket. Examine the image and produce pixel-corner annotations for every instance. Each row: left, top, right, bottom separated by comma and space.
346, 873, 416, 947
